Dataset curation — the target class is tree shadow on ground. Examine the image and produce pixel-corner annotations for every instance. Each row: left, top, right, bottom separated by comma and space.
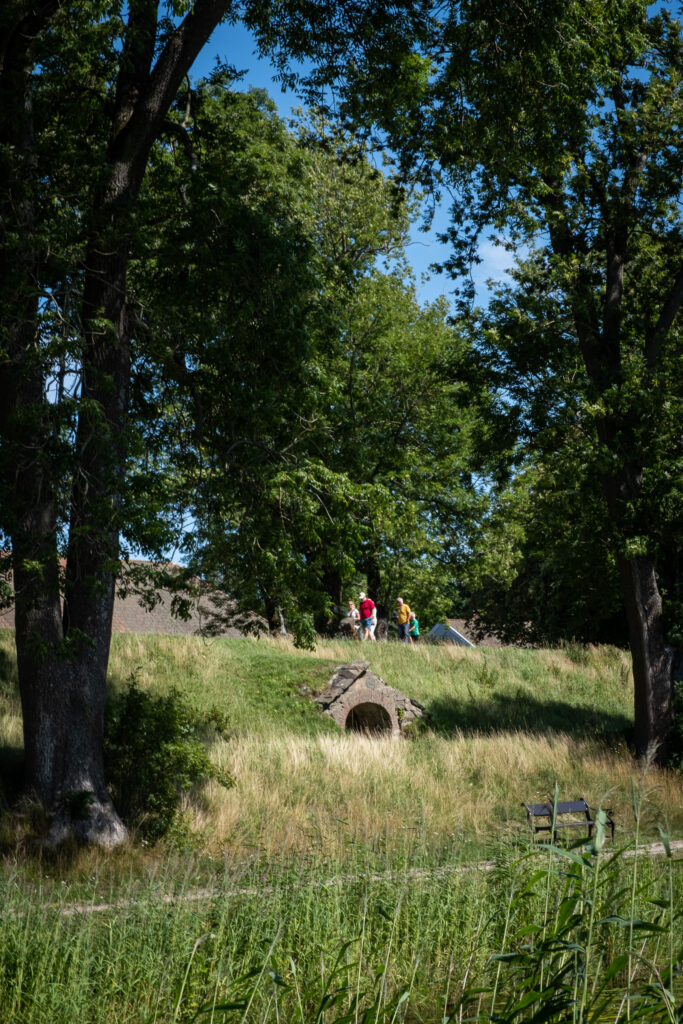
0, 745, 24, 806
426, 691, 632, 744
0, 644, 14, 679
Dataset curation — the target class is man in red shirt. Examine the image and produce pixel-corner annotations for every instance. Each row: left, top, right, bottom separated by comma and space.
358, 592, 376, 642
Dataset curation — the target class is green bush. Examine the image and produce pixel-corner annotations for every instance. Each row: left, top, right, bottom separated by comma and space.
672, 677, 683, 772
104, 678, 232, 842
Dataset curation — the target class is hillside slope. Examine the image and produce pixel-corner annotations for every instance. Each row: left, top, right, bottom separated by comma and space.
1, 632, 682, 862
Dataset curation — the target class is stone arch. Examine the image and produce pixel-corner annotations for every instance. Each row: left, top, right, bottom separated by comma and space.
315, 664, 425, 738
346, 702, 393, 734
342, 688, 399, 735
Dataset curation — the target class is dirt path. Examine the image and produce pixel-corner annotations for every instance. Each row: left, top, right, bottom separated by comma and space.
31, 836, 683, 918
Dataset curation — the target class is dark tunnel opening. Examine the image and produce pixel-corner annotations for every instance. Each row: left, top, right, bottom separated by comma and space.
345, 702, 392, 734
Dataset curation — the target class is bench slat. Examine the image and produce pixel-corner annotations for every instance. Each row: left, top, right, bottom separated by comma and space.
528, 800, 589, 816
522, 797, 615, 841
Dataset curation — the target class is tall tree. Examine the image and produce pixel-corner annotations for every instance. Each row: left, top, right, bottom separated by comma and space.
0, 0, 451, 843
1, 0, 234, 845
134, 97, 483, 643
460, 254, 681, 650
459, 257, 626, 647
301, 0, 683, 758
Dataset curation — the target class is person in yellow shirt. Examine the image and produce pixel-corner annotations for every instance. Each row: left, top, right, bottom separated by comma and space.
395, 597, 412, 644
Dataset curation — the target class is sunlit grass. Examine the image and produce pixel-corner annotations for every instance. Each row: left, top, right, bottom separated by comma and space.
1, 630, 683, 1021
201, 727, 683, 864
2, 630, 682, 863
0, 825, 680, 1023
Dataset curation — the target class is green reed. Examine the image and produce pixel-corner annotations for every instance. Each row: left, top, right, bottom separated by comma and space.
0, 827, 680, 1023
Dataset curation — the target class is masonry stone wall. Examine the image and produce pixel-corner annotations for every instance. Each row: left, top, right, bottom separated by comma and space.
314, 661, 426, 737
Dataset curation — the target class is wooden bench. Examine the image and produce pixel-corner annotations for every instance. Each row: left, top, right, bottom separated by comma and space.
522, 798, 615, 843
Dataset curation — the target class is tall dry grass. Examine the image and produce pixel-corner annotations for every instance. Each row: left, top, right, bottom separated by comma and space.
2, 630, 682, 864
200, 727, 683, 863
1, 632, 683, 1022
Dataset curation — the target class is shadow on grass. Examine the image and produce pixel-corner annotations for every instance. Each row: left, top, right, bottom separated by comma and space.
0, 745, 24, 806
0, 749, 92, 865
426, 691, 632, 743
0, 645, 13, 677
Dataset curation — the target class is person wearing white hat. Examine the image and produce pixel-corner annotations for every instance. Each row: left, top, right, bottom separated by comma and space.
358, 592, 376, 641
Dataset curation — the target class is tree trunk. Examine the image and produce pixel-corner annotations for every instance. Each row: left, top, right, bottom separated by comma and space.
0, 11, 122, 844
617, 554, 673, 759
18, 612, 127, 848
1, 0, 231, 846
321, 566, 343, 609
316, 565, 343, 633
3, 343, 126, 845
599, 446, 674, 760
560, 199, 678, 762
264, 598, 282, 634
364, 555, 388, 639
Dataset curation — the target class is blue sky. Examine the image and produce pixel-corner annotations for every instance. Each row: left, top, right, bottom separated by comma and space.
189, 22, 511, 310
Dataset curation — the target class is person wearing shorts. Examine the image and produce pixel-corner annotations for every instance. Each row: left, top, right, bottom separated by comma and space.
358, 592, 376, 641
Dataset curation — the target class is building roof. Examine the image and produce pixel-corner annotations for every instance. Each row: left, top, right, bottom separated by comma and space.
450, 617, 503, 647
0, 560, 265, 638
428, 617, 503, 648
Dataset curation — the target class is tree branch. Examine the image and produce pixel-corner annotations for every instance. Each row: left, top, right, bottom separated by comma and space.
112, 0, 158, 140
645, 261, 683, 369
109, 0, 233, 190
0, 1, 61, 74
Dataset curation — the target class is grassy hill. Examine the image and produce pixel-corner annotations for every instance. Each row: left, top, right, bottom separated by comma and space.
1, 631, 682, 1023
2, 631, 681, 863
110, 634, 683, 857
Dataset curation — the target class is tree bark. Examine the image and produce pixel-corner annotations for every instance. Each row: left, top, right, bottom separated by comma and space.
588, 414, 675, 762
1, 0, 232, 846
315, 565, 343, 633
549, 170, 678, 762
364, 555, 388, 639
0, 3, 121, 844
18, 615, 127, 848
617, 553, 673, 759
600, 454, 674, 760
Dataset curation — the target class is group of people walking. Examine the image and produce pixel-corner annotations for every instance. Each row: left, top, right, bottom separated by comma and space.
346, 593, 419, 644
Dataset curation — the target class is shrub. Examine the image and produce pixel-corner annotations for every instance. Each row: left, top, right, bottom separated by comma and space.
671, 676, 683, 772
104, 678, 232, 842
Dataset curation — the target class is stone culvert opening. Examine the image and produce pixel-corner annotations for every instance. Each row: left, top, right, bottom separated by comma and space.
346, 702, 392, 734
314, 661, 427, 738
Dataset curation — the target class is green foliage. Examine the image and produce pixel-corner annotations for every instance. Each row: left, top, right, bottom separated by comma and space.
455, 831, 681, 1024
671, 677, 683, 773
297, 0, 683, 750
462, 461, 628, 647
103, 678, 232, 841
459, 248, 679, 646
133, 93, 487, 641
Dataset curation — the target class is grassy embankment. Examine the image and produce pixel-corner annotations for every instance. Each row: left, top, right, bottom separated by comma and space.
108, 633, 683, 858
1, 631, 682, 1022
3, 630, 683, 862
